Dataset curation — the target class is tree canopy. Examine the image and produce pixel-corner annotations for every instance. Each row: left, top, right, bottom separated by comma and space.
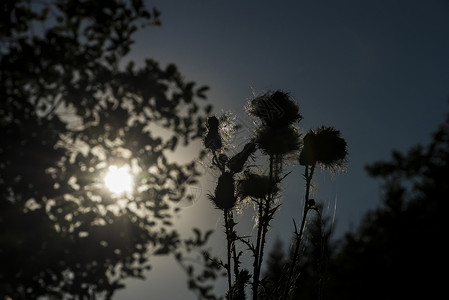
0, 0, 211, 298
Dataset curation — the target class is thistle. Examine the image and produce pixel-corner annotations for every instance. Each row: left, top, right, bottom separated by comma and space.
237, 171, 278, 200
299, 126, 348, 168
247, 90, 302, 129
201, 90, 347, 300
255, 125, 301, 156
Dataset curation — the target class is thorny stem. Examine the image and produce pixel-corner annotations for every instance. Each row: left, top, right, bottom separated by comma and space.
211, 149, 232, 297
224, 209, 233, 300
252, 198, 264, 300
232, 244, 239, 279
258, 155, 274, 277
230, 211, 240, 280
253, 153, 276, 300
256, 197, 270, 298
282, 164, 315, 300
225, 211, 244, 298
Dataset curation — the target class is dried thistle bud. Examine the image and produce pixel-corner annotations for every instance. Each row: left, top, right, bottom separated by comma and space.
300, 126, 348, 169
227, 141, 256, 174
247, 90, 302, 128
208, 172, 236, 210
204, 116, 222, 151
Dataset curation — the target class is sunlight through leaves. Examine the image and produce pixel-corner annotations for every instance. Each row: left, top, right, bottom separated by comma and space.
104, 165, 133, 194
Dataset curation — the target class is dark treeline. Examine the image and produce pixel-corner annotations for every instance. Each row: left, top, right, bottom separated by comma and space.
262, 102, 449, 299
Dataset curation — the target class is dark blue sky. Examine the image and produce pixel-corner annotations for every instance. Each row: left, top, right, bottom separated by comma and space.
117, 1, 449, 299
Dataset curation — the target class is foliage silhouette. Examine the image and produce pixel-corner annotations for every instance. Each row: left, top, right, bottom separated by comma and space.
0, 1, 212, 299
323, 103, 449, 299
262, 101, 449, 299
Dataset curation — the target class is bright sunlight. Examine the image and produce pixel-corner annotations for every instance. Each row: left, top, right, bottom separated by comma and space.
104, 165, 133, 194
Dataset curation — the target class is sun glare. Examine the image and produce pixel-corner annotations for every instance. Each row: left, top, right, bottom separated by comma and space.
104, 165, 133, 194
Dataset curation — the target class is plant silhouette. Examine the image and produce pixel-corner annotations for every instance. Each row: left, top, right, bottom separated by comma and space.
0, 1, 212, 299
202, 91, 347, 299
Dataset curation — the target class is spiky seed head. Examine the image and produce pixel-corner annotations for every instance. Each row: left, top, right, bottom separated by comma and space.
300, 126, 347, 169
237, 171, 278, 200
247, 90, 302, 128
256, 125, 301, 156
315, 126, 347, 166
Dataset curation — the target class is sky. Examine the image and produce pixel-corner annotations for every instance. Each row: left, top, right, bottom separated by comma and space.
116, 1, 449, 299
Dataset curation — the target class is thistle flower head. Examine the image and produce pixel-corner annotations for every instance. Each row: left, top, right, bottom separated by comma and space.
299, 126, 348, 169
208, 172, 236, 210
247, 90, 302, 128
237, 171, 279, 200
255, 125, 301, 156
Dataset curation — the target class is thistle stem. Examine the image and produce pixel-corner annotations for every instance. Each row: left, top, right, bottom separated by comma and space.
283, 164, 315, 299
257, 195, 270, 290
230, 211, 239, 279
224, 209, 233, 300
252, 199, 264, 300
253, 153, 275, 300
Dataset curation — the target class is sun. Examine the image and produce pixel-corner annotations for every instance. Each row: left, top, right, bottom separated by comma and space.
104, 165, 133, 194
